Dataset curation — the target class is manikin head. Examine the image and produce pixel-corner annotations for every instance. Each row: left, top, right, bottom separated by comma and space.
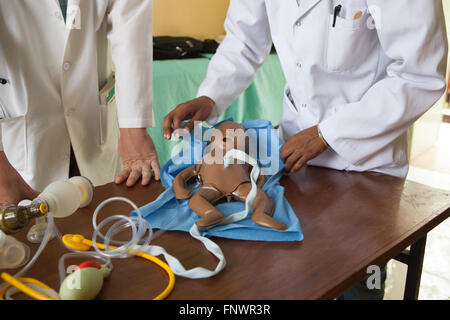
210, 121, 246, 153
204, 121, 247, 164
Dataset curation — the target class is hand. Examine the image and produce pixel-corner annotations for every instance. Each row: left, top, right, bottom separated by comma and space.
115, 128, 161, 187
163, 96, 215, 140
0, 152, 39, 205
280, 125, 328, 173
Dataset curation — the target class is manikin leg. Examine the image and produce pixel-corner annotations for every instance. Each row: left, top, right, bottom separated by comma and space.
232, 183, 287, 231
188, 186, 226, 227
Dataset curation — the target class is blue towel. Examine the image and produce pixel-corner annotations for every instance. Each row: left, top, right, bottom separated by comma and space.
135, 119, 303, 242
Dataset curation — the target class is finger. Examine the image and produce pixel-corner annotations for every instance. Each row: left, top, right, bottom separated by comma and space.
151, 159, 161, 181
291, 156, 308, 172
182, 120, 195, 134
141, 165, 153, 186
163, 112, 175, 140
182, 111, 204, 134
284, 152, 302, 172
280, 144, 294, 163
126, 167, 143, 187
172, 115, 184, 138
115, 167, 132, 184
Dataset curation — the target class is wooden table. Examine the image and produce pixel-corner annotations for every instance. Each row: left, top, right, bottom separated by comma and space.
7, 166, 450, 300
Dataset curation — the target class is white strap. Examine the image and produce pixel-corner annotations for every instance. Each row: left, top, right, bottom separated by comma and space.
136, 224, 226, 279
222, 149, 259, 224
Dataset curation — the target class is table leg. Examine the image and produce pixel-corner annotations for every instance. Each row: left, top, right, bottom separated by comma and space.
394, 235, 428, 300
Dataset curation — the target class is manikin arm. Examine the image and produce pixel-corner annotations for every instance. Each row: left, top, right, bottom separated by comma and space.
173, 166, 198, 200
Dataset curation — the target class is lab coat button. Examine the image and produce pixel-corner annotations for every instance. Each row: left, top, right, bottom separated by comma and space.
55, 12, 63, 20
296, 62, 302, 68
63, 62, 72, 71
65, 108, 75, 117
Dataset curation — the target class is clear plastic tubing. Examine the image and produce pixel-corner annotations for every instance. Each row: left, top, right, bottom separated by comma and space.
91, 197, 153, 258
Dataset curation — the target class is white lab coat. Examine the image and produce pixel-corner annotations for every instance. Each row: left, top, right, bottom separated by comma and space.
0, 0, 154, 191
198, 0, 448, 178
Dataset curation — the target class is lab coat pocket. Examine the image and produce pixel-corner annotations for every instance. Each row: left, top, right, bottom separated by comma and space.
0, 115, 28, 172
0, 87, 23, 120
325, 11, 376, 72
280, 88, 301, 139
98, 103, 108, 145
98, 99, 119, 146
0, 84, 28, 170
96, 98, 122, 183
98, 74, 119, 146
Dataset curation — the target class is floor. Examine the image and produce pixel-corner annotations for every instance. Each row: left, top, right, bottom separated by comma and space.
383, 122, 450, 300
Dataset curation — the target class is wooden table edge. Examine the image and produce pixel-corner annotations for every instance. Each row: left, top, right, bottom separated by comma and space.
313, 204, 450, 300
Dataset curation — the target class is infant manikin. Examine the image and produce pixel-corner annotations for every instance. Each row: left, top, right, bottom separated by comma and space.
173, 121, 287, 231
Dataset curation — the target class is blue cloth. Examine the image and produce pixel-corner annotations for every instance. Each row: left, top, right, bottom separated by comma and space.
135, 119, 303, 242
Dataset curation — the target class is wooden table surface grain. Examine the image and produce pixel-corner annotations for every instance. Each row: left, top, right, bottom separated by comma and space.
6, 166, 450, 300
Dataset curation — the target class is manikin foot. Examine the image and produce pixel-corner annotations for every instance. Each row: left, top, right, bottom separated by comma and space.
195, 209, 226, 227
252, 210, 288, 231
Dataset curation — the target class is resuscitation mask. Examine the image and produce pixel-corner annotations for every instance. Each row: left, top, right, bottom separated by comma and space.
0, 230, 30, 270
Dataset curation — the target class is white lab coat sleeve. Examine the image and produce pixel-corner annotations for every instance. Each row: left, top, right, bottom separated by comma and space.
197, 0, 273, 125
319, 0, 448, 166
106, 0, 154, 128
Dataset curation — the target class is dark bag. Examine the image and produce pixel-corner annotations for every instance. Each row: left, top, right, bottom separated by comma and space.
153, 36, 204, 60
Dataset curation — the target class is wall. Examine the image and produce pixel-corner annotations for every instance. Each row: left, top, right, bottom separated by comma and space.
445, 0, 450, 26
153, 0, 230, 40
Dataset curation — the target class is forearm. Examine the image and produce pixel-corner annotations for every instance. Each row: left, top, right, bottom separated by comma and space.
118, 128, 148, 157
0, 151, 17, 185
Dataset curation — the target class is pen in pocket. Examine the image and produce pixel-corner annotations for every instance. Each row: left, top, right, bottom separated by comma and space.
332, 5, 342, 28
